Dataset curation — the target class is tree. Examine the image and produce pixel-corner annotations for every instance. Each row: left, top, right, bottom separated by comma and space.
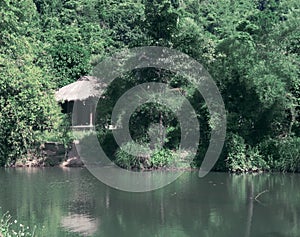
0, 0, 64, 165
144, 0, 180, 46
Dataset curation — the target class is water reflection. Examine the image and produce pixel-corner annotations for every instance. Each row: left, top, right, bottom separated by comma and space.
61, 214, 99, 236
0, 168, 299, 237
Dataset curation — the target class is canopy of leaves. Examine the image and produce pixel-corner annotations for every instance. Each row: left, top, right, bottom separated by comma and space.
0, 0, 299, 170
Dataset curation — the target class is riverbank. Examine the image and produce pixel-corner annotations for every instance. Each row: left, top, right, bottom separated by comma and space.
5, 142, 84, 168
2, 141, 299, 173
7, 157, 84, 168
0, 161, 279, 174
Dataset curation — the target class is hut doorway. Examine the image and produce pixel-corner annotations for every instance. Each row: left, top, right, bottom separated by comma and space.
55, 76, 106, 129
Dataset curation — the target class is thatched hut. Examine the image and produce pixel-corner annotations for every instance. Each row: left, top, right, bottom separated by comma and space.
55, 76, 107, 128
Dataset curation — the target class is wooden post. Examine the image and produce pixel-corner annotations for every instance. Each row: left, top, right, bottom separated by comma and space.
72, 100, 77, 126
89, 102, 93, 126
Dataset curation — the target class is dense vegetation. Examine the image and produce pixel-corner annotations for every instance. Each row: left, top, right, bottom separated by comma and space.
0, 0, 299, 172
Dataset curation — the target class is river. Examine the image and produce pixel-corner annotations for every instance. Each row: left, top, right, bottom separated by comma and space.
0, 168, 299, 237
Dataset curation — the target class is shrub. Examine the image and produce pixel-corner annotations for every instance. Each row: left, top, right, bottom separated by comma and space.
36, 114, 73, 149
259, 138, 280, 170
259, 136, 300, 172
151, 148, 174, 168
0, 209, 35, 237
115, 142, 193, 170
226, 133, 269, 172
0, 58, 63, 166
277, 137, 300, 172
115, 142, 151, 170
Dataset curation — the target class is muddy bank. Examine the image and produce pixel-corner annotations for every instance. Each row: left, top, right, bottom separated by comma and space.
9, 142, 84, 168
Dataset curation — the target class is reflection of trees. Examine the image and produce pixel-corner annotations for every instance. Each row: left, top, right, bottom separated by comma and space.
97, 172, 238, 236
245, 179, 254, 237
0, 169, 72, 236
1, 170, 300, 236
230, 174, 300, 237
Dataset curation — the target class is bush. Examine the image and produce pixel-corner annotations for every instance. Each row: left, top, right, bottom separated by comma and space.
259, 138, 280, 170
115, 142, 193, 170
277, 137, 300, 172
259, 136, 300, 172
0, 58, 63, 166
36, 114, 73, 149
151, 148, 174, 168
115, 142, 152, 170
226, 134, 269, 172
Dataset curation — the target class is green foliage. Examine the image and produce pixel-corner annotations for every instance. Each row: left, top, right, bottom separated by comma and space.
0, 0, 69, 166
115, 141, 193, 170
276, 137, 300, 172
36, 114, 73, 148
98, 0, 146, 47
0, 57, 62, 165
94, 0, 299, 173
48, 42, 91, 87
144, 0, 180, 45
115, 142, 151, 170
226, 134, 269, 172
0, 209, 36, 237
259, 137, 300, 172
151, 148, 175, 168
0, 0, 299, 171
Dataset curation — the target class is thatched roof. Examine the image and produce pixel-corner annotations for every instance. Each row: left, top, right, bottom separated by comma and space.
55, 76, 107, 102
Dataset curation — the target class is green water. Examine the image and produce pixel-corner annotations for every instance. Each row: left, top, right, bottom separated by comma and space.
0, 168, 299, 237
